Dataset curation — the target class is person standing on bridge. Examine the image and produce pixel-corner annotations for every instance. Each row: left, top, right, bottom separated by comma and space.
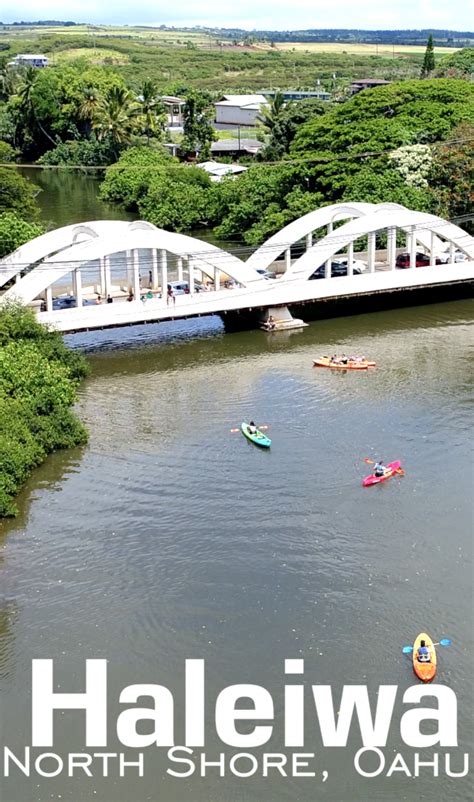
107, 294, 113, 304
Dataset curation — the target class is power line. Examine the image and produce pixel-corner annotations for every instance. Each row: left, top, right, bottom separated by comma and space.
0, 135, 473, 173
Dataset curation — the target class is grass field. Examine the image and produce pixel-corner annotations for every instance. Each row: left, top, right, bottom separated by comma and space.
52, 47, 130, 65
269, 42, 461, 55
0, 24, 224, 46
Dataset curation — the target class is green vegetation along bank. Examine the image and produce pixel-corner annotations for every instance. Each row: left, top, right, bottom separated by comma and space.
0, 304, 89, 517
99, 79, 474, 244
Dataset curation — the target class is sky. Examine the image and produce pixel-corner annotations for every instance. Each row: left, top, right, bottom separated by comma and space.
0, 0, 469, 31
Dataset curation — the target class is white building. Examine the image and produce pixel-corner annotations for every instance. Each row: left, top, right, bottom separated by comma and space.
10, 54, 49, 68
196, 161, 248, 182
160, 96, 186, 128
214, 94, 269, 127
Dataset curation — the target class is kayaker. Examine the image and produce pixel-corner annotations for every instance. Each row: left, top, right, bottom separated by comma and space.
417, 640, 431, 662
373, 461, 387, 477
248, 421, 257, 435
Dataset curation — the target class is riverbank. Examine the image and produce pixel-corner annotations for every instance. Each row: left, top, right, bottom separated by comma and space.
0, 304, 89, 517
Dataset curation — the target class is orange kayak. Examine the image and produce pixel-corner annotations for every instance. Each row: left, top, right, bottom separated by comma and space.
313, 356, 376, 370
413, 632, 437, 682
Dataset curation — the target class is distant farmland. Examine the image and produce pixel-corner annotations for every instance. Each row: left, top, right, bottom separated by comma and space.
267, 42, 461, 55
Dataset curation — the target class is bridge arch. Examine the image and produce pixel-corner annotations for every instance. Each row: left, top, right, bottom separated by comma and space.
281, 208, 474, 281
0, 220, 139, 289
2, 224, 266, 308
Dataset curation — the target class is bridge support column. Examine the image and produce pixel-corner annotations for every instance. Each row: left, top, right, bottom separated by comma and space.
75, 268, 83, 307
46, 286, 53, 313
104, 257, 111, 298
160, 249, 168, 295
177, 256, 184, 282
347, 241, 354, 276
306, 232, 312, 251
388, 227, 396, 270
430, 232, 436, 267
188, 257, 195, 293
448, 241, 455, 264
409, 226, 417, 269
99, 257, 106, 296
368, 232, 376, 273
214, 265, 220, 290
285, 248, 291, 272
126, 249, 133, 292
152, 250, 159, 288
327, 221, 333, 235
133, 250, 141, 299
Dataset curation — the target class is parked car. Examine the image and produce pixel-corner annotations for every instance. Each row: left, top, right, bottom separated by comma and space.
256, 268, 277, 279
309, 261, 363, 279
52, 296, 95, 310
336, 257, 367, 272
396, 252, 442, 268
436, 249, 468, 264
167, 281, 204, 295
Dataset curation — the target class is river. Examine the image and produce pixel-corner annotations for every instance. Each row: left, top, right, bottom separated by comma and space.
0, 172, 472, 802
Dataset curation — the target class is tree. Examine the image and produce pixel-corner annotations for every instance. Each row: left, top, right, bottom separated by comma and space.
0, 212, 44, 258
257, 91, 286, 135
436, 47, 474, 78
0, 168, 40, 220
92, 86, 141, 157
421, 35, 435, 78
181, 90, 216, 160
259, 96, 327, 160
138, 80, 166, 145
429, 122, 474, 234
16, 66, 57, 147
100, 145, 173, 209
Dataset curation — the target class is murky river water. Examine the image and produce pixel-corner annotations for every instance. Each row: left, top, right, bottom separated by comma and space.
0, 298, 473, 802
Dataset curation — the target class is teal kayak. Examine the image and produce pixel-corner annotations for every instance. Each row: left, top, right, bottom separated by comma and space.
241, 422, 271, 448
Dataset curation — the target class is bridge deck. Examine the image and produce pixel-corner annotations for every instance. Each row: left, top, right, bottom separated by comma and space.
36, 263, 473, 334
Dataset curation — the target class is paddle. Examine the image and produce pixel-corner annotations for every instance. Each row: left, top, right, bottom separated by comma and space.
402, 639, 452, 654
364, 458, 404, 476
230, 424, 270, 433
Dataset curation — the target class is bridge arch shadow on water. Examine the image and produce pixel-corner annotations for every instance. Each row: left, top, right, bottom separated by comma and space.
1, 202, 473, 335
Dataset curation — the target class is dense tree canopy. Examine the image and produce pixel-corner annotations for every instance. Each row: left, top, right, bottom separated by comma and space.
0, 167, 40, 220
0, 212, 44, 259
0, 304, 88, 517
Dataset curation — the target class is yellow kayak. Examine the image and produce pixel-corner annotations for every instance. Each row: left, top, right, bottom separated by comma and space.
413, 632, 437, 682
313, 356, 376, 370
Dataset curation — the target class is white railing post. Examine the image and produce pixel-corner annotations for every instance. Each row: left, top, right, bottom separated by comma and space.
305, 232, 312, 251
285, 248, 291, 272
177, 256, 184, 281
189, 257, 195, 293
46, 285, 53, 312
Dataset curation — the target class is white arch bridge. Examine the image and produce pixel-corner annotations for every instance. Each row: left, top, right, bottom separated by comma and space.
0, 202, 472, 333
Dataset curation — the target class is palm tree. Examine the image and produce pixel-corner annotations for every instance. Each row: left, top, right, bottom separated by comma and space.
257, 91, 287, 134
16, 66, 56, 146
92, 86, 140, 157
138, 80, 166, 145
0, 63, 18, 100
78, 86, 100, 136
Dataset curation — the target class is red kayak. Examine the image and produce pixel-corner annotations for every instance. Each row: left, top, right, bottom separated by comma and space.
363, 461, 402, 487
